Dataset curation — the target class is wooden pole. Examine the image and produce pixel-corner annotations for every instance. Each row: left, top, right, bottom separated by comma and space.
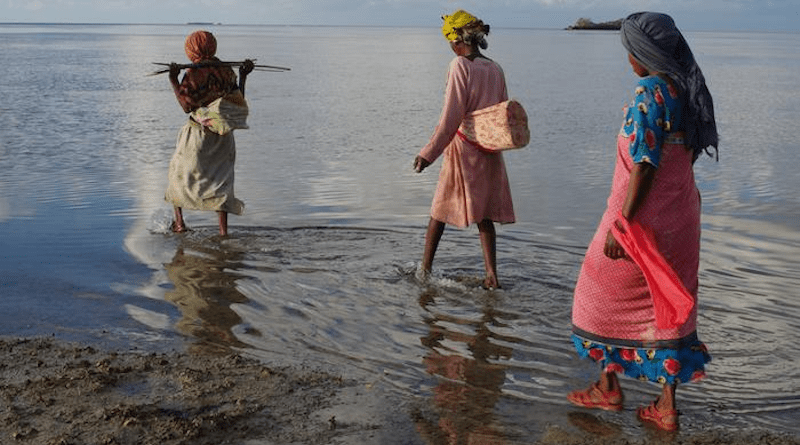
148, 60, 290, 76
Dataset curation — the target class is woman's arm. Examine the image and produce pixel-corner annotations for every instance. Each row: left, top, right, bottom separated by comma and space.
169, 63, 193, 113
169, 65, 210, 113
416, 58, 469, 170
238, 59, 255, 97
622, 162, 657, 220
604, 161, 657, 260
605, 77, 667, 260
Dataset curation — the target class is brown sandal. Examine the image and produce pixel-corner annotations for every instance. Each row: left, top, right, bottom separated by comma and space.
567, 382, 624, 411
637, 401, 678, 431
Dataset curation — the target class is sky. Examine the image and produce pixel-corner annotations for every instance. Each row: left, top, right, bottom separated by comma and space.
2, 0, 799, 31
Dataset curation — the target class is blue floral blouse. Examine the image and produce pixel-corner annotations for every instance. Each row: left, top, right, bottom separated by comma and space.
621, 75, 683, 168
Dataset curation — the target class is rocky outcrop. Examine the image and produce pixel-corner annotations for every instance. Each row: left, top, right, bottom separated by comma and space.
566, 18, 623, 30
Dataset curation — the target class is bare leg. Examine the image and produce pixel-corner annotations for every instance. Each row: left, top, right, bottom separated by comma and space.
478, 219, 499, 289
217, 211, 228, 236
422, 218, 446, 274
598, 370, 621, 394
657, 382, 677, 412
172, 207, 186, 233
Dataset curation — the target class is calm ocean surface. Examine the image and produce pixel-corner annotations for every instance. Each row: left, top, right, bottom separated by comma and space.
1, 24, 799, 442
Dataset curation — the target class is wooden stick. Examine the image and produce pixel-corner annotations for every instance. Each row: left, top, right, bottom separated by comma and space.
148, 60, 290, 76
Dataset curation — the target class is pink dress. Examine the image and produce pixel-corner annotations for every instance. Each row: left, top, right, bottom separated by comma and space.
572, 133, 700, 345
571, 76, 709, 386
419, 56, 515, 228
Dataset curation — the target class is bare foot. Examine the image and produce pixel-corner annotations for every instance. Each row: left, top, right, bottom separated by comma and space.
415, 264, 431, 283
170, 221, 187, 233
483, 275, 501, 290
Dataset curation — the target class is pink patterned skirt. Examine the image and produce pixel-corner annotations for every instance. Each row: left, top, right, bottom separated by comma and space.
571, 133, 709, 383
572, 133, 701, 346
429, 137, 515, 228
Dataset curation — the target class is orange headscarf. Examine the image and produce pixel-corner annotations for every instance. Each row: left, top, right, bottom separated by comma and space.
176, 30, 238, 110
185, 30, 217, 63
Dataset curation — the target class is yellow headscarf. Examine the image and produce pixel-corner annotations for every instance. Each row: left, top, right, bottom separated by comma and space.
442, 10, 478, 41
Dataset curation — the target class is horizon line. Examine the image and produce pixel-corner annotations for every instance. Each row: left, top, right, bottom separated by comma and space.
0, 21, 795, 34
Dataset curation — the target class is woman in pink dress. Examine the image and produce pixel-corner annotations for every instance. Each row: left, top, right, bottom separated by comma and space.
413, 10, 515, 290
568, 12, 717, 431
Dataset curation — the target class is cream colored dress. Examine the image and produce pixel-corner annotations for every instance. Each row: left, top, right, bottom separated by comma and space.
165, 118, 244, 215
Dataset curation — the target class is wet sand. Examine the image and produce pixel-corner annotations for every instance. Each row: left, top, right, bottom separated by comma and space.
1, 337, 798, 445
0, 337, 362, 445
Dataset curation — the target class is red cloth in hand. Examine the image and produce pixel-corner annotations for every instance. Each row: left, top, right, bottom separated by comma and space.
611, 212, 695, 329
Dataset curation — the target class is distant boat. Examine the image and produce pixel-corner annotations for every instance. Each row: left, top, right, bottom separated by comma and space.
566, 18, 622, 31
187, 22, 222, 26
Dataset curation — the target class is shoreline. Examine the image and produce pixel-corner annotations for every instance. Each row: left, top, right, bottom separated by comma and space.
2, 336, 799, 444
0, 336, 362, 444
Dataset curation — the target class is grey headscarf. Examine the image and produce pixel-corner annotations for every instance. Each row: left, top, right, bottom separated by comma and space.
621, 12, 718, 161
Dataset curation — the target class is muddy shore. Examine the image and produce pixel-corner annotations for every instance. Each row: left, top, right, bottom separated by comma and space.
1, 337, 798, 445
0, 337, 361, 445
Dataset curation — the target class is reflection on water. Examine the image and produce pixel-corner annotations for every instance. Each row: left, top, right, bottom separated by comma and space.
164, 244, 253, 351
415, 288, 512, 444
2, 24, 800, 442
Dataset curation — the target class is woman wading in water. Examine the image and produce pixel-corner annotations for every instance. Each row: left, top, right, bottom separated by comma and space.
414, 10, 515, 289
165, 30, 254, 236
568, 12, 718, 431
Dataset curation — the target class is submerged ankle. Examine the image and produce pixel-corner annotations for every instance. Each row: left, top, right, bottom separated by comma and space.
483, 275, 500, 289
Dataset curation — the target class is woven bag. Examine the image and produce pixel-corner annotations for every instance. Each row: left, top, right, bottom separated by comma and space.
457, 99, 530, 153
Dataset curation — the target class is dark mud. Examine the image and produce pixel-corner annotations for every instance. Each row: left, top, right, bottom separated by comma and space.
1, 337, 798, 445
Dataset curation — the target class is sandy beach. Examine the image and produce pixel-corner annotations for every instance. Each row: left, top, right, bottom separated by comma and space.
1, 336, 798, 445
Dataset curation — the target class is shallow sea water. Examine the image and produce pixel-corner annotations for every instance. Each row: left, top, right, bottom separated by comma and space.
1, 24, 799, 443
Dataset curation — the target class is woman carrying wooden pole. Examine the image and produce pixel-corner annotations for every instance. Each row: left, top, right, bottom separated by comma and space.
164, 30, 254, 236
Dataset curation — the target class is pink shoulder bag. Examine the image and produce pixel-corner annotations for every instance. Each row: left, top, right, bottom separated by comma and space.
457, 99, 530, 153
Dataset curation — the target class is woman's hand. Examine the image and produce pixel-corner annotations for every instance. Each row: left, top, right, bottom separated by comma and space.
414, 156, 431, 173
168, 63, 183, 94
603, 221, 628, 260
239, 59, 255, 77
169, 63, 181, 82
238, 59, 255, 96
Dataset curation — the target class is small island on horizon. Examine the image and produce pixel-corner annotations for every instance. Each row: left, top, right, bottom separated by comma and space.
566, 18, 622, 30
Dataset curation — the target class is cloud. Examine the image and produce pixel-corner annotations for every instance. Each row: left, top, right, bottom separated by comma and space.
2, 0, 796, 29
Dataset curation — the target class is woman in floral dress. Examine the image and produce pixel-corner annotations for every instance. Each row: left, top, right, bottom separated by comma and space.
568, 12, 718, 431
